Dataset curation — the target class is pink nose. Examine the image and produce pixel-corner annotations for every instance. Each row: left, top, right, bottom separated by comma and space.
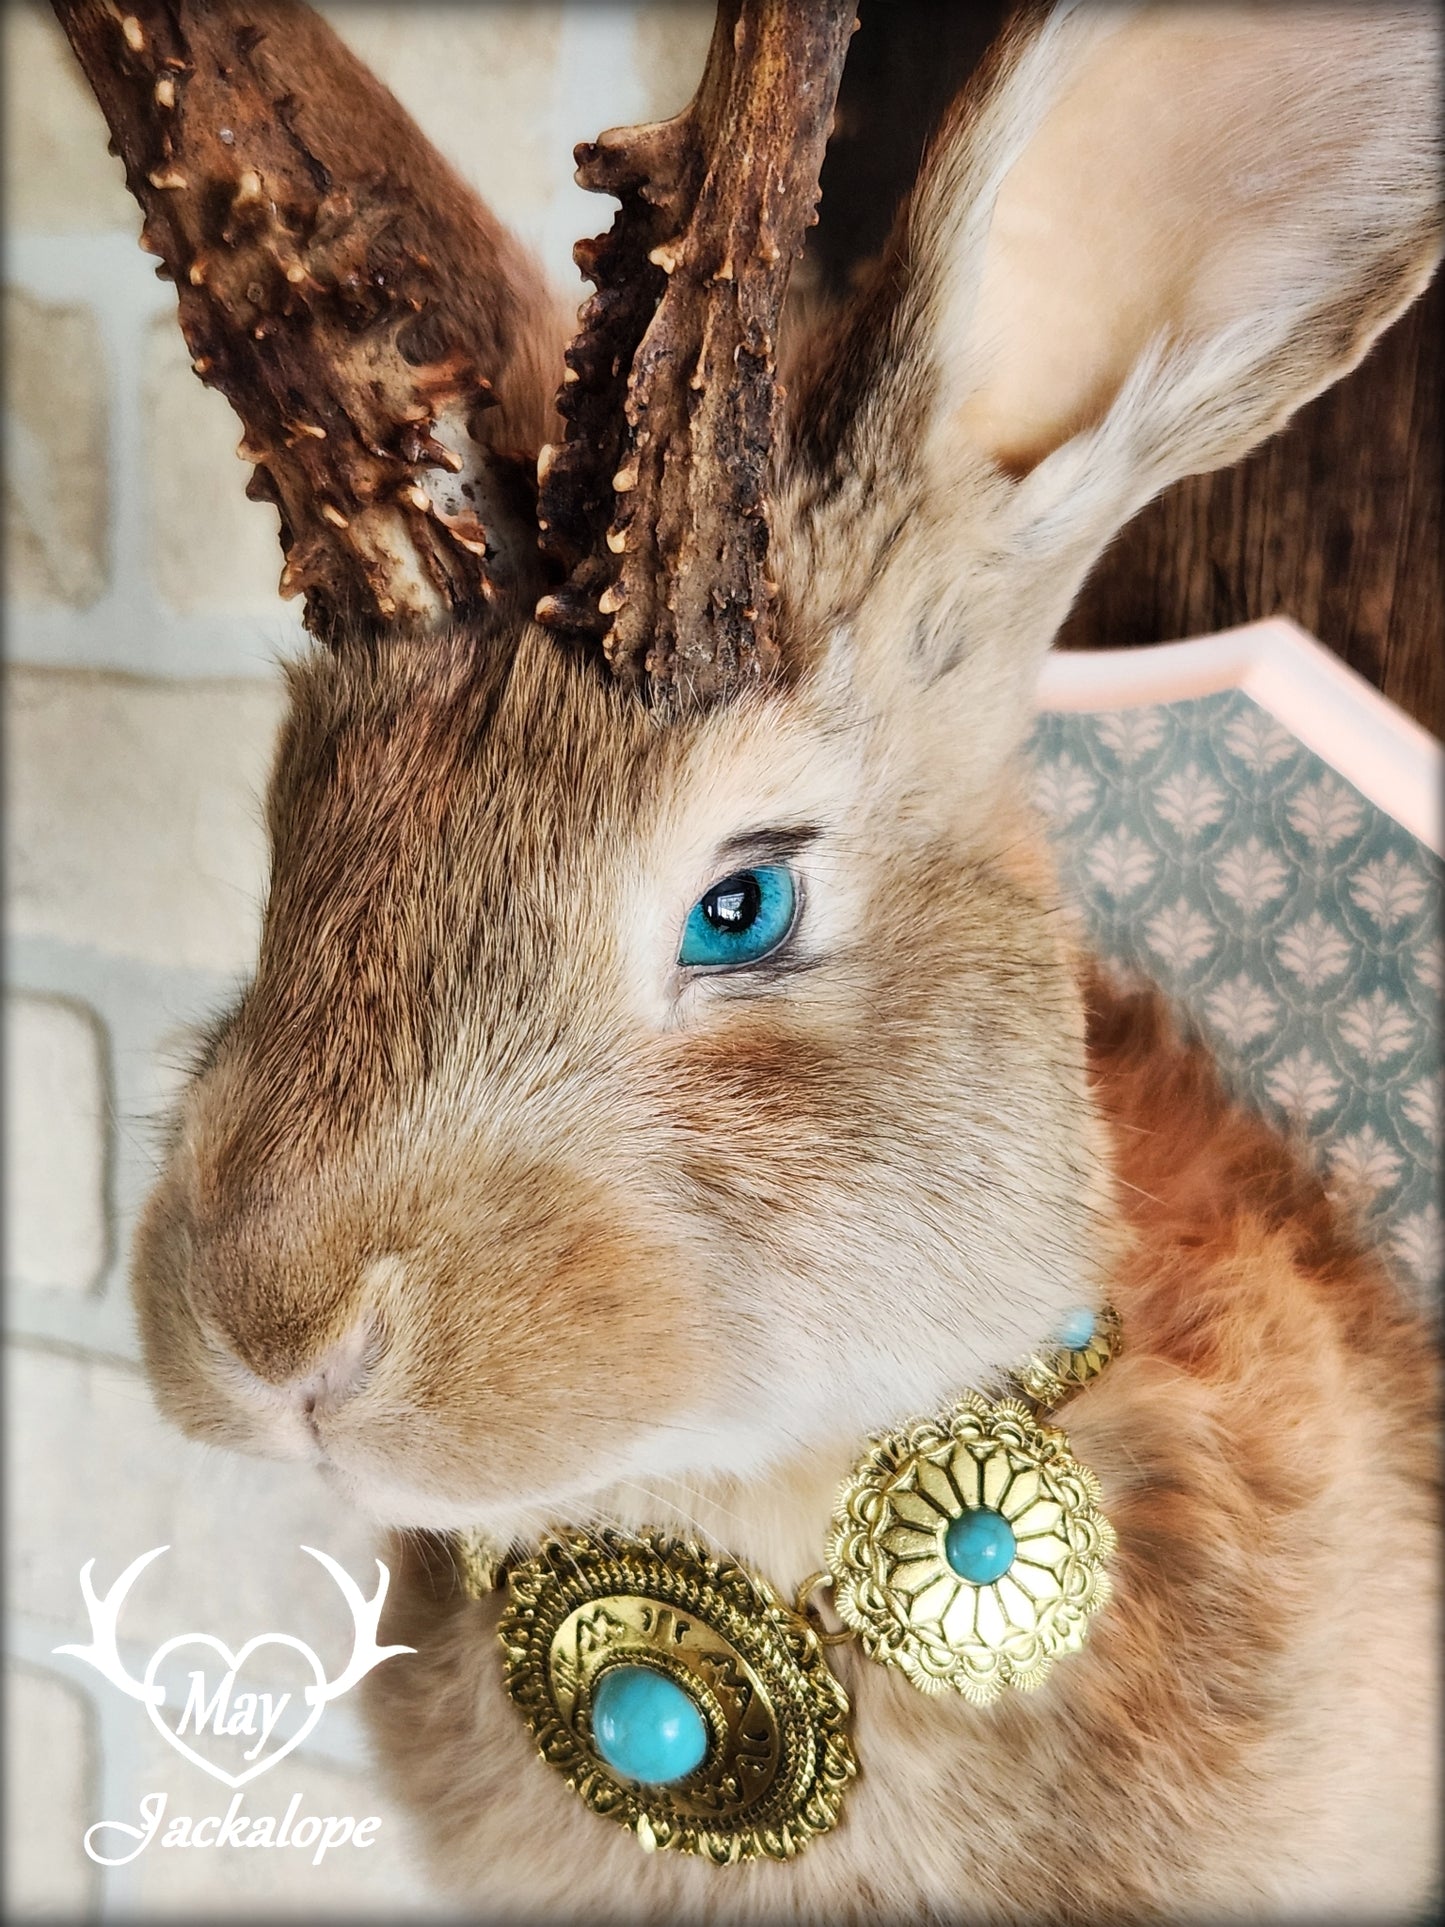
283, 1321, 375, 1418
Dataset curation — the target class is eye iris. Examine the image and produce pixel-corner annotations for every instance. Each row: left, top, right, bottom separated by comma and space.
678, 864, 797, 969
703, 872, 762, 934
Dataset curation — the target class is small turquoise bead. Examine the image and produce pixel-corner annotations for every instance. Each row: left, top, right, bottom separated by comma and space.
945, 1507, 1017, 1585
1056, 1306, 1096, 1352
591, 1665, 708, 1785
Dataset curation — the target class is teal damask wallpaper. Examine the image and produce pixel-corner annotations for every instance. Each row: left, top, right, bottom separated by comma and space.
1029, 691, 1442, 1307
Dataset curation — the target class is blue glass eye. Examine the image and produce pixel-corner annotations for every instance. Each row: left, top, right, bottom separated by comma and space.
678, 865, 797, 970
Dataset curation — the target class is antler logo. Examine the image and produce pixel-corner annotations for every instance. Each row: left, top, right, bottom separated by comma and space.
55, 1546, 414, 1789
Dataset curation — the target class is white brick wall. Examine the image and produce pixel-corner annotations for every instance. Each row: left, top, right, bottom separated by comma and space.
3, 1665, 101, 1919
4, 995, 108, 1293
2, 3, 711, 1914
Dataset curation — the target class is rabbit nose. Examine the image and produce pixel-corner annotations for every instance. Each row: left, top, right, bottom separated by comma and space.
282, 1321, 375, 1419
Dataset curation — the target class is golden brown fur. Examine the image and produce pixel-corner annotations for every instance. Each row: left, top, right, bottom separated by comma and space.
128, 5, 1442, 1920
136, 622, 1112, 1521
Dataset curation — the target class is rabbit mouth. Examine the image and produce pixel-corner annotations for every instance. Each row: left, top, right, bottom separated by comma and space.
306, 1391, 782, 1540
306, 1447, 575, 1536
315, 1458, 508, 1533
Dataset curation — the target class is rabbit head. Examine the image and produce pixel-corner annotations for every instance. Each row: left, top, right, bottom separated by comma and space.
129, 2, 1440, 1539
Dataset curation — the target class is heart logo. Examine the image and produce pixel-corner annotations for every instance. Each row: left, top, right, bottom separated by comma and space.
55, 1545, 414, 1792
143, 1633, 328, 1789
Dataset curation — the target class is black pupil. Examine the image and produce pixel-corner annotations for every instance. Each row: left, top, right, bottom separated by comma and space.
703, 871, 762, 935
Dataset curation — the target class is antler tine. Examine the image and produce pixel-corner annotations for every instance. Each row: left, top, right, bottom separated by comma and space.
537, 0, 858, 713
52, 1546, 169, 1703
300, 1546, 415, 1705
50, 0, 558, 646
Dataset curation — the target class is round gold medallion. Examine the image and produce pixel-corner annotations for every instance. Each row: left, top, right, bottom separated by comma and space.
826, 1392, 1114, 1701
497, 1528, 855, 1863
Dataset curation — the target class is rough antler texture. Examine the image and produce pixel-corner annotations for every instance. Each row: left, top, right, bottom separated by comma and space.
50, 0, 559, 644
536, 0, 857, 710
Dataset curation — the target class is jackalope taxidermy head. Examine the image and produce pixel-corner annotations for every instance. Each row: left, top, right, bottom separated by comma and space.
56, 0, 1440, 1914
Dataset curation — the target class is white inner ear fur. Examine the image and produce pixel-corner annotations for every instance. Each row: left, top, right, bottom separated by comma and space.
945, 4, 1440, 478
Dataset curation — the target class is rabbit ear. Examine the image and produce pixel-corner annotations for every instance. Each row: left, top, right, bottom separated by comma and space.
785, 2, 1441, 716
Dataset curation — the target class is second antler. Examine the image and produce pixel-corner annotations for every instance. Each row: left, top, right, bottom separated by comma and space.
537, 0, 857, 710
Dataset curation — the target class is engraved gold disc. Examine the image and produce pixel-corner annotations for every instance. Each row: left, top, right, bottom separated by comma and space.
497, 1528, 856, 1863
826, 1392, 1115, 1702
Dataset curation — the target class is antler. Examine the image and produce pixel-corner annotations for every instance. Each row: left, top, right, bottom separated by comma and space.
49, 1, 558, 644
53, 1546, 169, 1703
301, 1546, 414, 1705
537, 0, 857, 711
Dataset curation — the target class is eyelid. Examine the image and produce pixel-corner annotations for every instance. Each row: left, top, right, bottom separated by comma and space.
709, 824, 821, 873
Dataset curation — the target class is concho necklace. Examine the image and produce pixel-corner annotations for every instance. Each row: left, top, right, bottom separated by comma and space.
453, 1304, 1120, 1866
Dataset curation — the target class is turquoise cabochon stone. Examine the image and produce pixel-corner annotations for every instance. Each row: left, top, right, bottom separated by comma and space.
945, 1507, 1017, 1585
591, 1664, 709, 1785
1056, 1306, 1096, 1351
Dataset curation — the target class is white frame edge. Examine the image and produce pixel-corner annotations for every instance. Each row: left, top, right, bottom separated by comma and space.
1035, 617, 1443, 856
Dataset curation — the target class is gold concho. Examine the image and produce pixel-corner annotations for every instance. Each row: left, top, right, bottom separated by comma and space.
1015, 1301, 1123, 1408
497, 1528, 856, 1863
826, 1392, 1115, 1702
